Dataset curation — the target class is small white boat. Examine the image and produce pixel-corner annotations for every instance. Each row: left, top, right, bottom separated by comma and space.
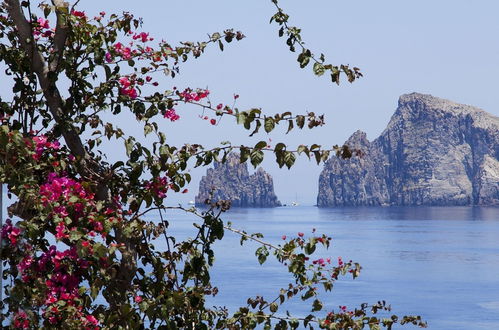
188, 200, 195, 205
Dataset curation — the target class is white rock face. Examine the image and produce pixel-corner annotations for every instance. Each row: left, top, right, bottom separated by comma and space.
317, 93, 499, 206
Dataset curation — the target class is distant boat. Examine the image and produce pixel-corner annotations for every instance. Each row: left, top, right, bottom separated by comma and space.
188, 200, 195, 205
291, 193, 299, 206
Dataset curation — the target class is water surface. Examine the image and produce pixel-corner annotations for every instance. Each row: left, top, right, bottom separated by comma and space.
158, 206, 499, 329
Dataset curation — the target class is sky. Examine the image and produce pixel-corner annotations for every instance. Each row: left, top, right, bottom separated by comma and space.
92, 1, 499, 205
5, 1, 499, 206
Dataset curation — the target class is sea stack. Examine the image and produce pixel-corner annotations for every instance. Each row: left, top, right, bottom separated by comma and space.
317, 93, 499, 206
195, 153, 281, 207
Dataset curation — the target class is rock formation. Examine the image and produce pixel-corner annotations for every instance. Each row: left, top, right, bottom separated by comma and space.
195, 153, 281, 207
317, 93, 499, 206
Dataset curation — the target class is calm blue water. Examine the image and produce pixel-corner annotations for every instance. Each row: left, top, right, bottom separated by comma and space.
156, 206, 499, 329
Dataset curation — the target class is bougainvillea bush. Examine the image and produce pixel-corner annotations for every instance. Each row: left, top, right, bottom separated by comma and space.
0, 0, 426, 328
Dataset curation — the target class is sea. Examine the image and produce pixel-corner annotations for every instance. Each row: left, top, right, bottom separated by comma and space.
2, 200, 498, 329
156, 205, 499, 330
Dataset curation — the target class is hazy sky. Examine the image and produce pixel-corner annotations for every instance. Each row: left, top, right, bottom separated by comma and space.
5, 1, 499, 206
92, 1, 499, 205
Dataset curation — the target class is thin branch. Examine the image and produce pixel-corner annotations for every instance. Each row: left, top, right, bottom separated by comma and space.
223, 225, 282, 252
49, 0, 70, 72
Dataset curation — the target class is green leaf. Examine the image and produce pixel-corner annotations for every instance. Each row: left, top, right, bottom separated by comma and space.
310, 144, 320, 151
264, 117, 275, 133
312, 299, 323, 312
297, 145, 307, 155
304, 242, 316, 255
254, 141, 267, 150
249, 120, 261, 137
275, 150, 285, 168
125, 138, 133, 157
274, 143, 286, 152
296, 115, 305, 129
240, 147, 250, 163
284, 151, 296, 169
314, 151, 321, 165
302, 288, 315, 300
331, 67, 340, 85
43, 5, 52, 17
236, 112, 246, 125
270, 302, 278, 313
286, 120, 294, 134
313, 62, 325, 76
255, 246, 269, 264
250, 150, 264, 168
144, 123, 153, 136
104, 65, 112, 80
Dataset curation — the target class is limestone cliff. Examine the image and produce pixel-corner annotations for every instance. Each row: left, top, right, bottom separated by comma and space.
195, 153, 281, 207
317, 93, 499, 206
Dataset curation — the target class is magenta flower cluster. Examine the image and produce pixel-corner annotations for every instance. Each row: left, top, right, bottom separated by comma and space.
31, 135, 60, 160
145, 176, 169, 199
1, 219, 21, 245
118, 75, 138, 99
40, 173, 94, 206
163, 108, 180, 121
178, 88, 210, 102
16, 245, 98, 328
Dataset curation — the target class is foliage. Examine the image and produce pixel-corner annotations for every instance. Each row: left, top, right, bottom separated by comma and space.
0, 0, 426, 328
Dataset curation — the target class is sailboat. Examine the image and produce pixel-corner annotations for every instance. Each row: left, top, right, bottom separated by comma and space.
291, 193, 299, 206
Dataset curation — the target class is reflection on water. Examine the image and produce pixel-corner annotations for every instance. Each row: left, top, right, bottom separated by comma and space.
160, 205, 499, 329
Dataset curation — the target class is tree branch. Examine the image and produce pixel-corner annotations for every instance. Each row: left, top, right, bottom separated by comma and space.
4, 0, 108, 200
5, 0, 84, 158
49, 0, 69, 72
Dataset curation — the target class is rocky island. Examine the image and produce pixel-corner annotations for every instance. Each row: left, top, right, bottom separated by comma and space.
318, 93, 499, 206
195, 153, 281, 207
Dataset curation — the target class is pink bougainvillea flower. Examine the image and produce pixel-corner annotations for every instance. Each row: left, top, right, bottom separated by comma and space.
55, 222, 69, 240
71, 10, 87, 19
163, 108, 180, 121
1, 219, 21, 245
85, 314, 99, 326
93, 221, 104, 232
105, 52, 113, 63
118, 76, 131, 88
119, 87, 138, 99
178, 88, 210, 102
145, 176, 169, 199
37, 17, 50, 29
133, 32, 150, 43
17, 256, 33, 273
13, 310, 29, 329
134, 295, 143, 303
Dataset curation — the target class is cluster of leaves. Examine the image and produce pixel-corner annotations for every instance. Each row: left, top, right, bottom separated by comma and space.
269, 0, 363, 84
0, 0, 426, 329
